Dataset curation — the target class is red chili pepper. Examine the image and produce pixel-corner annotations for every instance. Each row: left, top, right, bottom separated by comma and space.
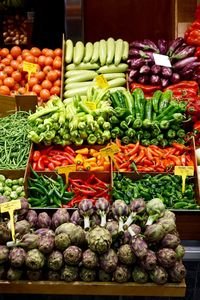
128, 141, 140, 156
37, 155, 46, 171
172, 143, 191, 151
64, 146, 76, 156
181, 154, 186, 166
33, 150, 41, 162
48, 162, 55, 171
64, 153, 75, 164
32, 162, 38, 170
119, 162, 130, 169
168, 155, 182, 166
134, 149, 145, 164
40, 146, 54, 155
48, 158, 62, 166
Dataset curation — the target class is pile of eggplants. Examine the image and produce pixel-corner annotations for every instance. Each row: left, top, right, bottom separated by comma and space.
128, 37, 199, 88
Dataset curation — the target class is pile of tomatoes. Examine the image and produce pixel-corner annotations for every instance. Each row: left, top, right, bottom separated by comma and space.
0, 46, 62, 101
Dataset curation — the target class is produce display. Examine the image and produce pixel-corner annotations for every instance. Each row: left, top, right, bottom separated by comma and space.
0, 46, 62, 101
0, 111, 31, 170
0, 198, 186, 284
128, 38, 199, 88
0, 174, 25, 200
64, 38, 128, 101
32, 146, 110, 172
3, 13, 28, 45
113, 173, 197, 209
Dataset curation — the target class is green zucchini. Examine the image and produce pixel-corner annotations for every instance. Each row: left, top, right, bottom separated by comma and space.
102, 73, 125, 80
66, 71, 97, 83
99, 39, 107, 66
106, 37, 115, 65
122, 41, 129, 61
66, 62, 99, 71
64, 86, 88, 98
83, 42, 93, 63
73, 41, 85, 65
107, 77, 126, 88
114, 39, 124, 66
91, 41, 99, 63
65, 39, 74, 64
98, 63, 128, 74
65, 81, 93, 90
65, 70, 94, 78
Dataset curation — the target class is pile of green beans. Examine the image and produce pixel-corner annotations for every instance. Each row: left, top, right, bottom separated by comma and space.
0, 111, 31, 169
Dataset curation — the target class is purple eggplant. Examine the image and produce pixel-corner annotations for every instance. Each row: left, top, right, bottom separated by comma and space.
138, 75, 149, 84
129, 49, 149, 59
143, 39, 159, 53
128, 69, 138, 80
157, 39, 168, 55
130, 40, 158, 52
161, 67, 172, 78
150, 75, 161, 85
173, 56, 197, 69
182, 61, 200, 72
170, 73, 180, 84
130, 58, 146, 69
139, 65, 150, 74
167, 37, 184, 57
171, 45, 196, 60
151, 64, 161, 75
180, 69, 194, 80
161, 78, 169, 88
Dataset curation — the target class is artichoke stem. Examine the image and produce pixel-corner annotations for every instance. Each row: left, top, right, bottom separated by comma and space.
100, 213, 107, 227
123, 212, 137, 229
84, 216, 90, 230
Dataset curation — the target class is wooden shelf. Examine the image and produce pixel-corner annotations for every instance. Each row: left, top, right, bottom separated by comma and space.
0, 280, 186, 297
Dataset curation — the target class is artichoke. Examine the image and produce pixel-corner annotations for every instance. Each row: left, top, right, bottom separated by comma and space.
100, 249, 118, 273
47, 250, 63, 271
27, 269, 42, 281
122, 224, 141, 244
26, 210, 38, 228
15, 220, 31, 238
146, 198, 165, 225
17, 197, 29, 219
95, 197, 110, 227
112, 200, 129, 232
0, 195, 8, 204
47, 270, 61, 281
63, 246, 82, 266
157, 218, 176, 234
0, 245, 9, 264
61, 265, 78, 282
55, 223, 86, 246
163, 210, 176, 221
25, 249, 45, 270
140, 250, 157, 271
149, 266, 168, 285
38, 235, 55, 254
0, 222, 11, 243
51, 208, 70, 230
106, 220, 119, 242
168, 261, 186, 282
161, 233, 180, 249
124, 198, 146, 228
130, 236, 148, 259
79, 267, 96, 282
82, 249, 99, 269
144, 224, 165, 243
78, 199, 94, 230
7, 267, 23, 281
87, 226, 112, 254
55, 232, 71, 251
117, 244, 136, 265
132, 266, 149, 283
175, 245, 185, 260
70, 210, 82, 225
9, 247, 26, 268
18, 233, 39, 250
157, 248, 177, 268
90, 214, 101, 228
37, 212, 51, 228
35, 228, 55, 237
113, 264, 131, 283
98, 269, 112, 282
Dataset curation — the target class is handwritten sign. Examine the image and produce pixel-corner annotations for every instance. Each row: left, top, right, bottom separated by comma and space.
100, 144, 119, 169
57, 165, 76, 183
174, 166, 194, 193
23, 61, 37, 91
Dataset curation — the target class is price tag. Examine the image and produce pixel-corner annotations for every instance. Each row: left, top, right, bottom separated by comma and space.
23, 61, 37, 91
174, 166, 194, 193
100, 144, 119, 169
57, 165, 76, 183
95, 74, 109, 89
0, 200, 21, 242
153, 53, 172, 68
84, 101, 96, 111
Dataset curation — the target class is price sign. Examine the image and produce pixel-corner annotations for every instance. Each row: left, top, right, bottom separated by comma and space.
57, 165, 76, 183
95, 74, 109, 89
100, 144, 119, 169
0, 200, 21, 242
153, 53, 172, 68
23, 61, 37, 91
84, 101, 96, 111
174, 166, 194, 193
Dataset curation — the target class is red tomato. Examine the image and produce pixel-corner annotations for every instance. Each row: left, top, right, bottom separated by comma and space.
54, 79, 61, 87
18, 87, 26, 94
13, 83, 20, 91
50, 85, 60, 96
0, 71, 7, 80
38, 55, 46, 67
0, 85, 10, 95
10, 60, 19, 70
54, 69, 61, 78
45, 56, 53, 66
32, 84, 42, 95
30, 47, 41, 57
35, 70, 46, 82
0, 48, 9, 58
53, 58, 62, 69
16, 55, 23, 63
4, 66, 14, 76
0, 63, 5, 71
11, 71, 22, 82
4, 77, 15, 88
21, 49, 30, 59
6, 54, 13, 61
24, 55, 36, 63
1, 58, 11, 66
43, 65, 52, 74
10, 46, 22, 58
28, 77, 38, 88
54, 48, 62, 57
40, 89, 50, 101
41, 79, 52, 90
46, 70, 58, 82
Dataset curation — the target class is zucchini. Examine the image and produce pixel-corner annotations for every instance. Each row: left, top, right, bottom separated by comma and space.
91, 41, 99, 63
98, 63, 128, 74
66, 62, 99, 71
64, 86, 88, 98
65, 70, 93, 78
102, 73, 125, 80
99, 39, 107, 66
65, 39, 74, 64
73, 41, 85, 65
107, 77, 126, 88
83, 42, 94, 63
122, 41, 129, 61
65, 81, 93, 90
106, 37, 115, 65
114, 39, 124, 66
66, 71, 97, 83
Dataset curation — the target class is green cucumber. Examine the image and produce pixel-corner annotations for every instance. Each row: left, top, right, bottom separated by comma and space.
66, 62, 99, 71
91, 41, 99, 63
106, 37, 115, 65
65, 39, 74, 64
99, 39, 107, 66
73, 41, 85, 65
83, 42, 94, 63
114, 39, 124, 66
122, 41, 129, 61
98, 63, 128, 74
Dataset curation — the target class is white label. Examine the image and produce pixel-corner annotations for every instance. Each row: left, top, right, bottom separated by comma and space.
153, 53, 172, 68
